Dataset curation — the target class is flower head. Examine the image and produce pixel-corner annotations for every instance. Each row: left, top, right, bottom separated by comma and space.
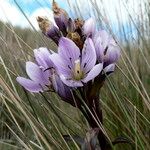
16, 61, 50, 93
17, 48, 71, 98
52, 0, 69, 35
83, 18, 96, 37
93, 30, 120, 66
82, 18, 120, 73
17, 48, 54, 93
50, 37, 103, 87
37, 16, 61, 44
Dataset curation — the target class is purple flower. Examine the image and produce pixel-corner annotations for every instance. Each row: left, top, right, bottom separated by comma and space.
33, 48, 72, 97
52, 72, 72, 100
83, 18, 120, 71
16, 61, 50, 93
83, 18, 96, 37
37, 16, 61, 44
102, 63, 116, 74
50, 37, 103, 87
93, 30, 120, 66
52, 0, 69, 36
17, 47, 72, 100
34, 47, 54, 69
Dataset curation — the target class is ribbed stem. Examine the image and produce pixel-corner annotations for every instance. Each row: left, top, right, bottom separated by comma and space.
80, 75, 112, 149
85, 95, 112, 150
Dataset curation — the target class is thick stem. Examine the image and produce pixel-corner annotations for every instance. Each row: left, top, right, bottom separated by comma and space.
86, 95, 112, 150
81, 75, 112, 150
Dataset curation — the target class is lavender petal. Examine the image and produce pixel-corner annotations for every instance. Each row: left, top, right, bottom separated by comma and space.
60, 74, 83, 87
54, 74, 72, 99
103, 63, 115, 73
16, 77, 43, 93
94, 36, 105, 62
82, 63, 103, 83
49, 53, 71, 77
81, 38, 96, 73
95, 30, 110, 49
54, 14, 68, 35
46, 25, 61, 44
34, 49, 49, 69
93, 30, 110, 62
83, 18, 95, 37
26, 61, 48, 84
34, 47, 54, 68
104, 45, 120, 64
58, 37, 80, 67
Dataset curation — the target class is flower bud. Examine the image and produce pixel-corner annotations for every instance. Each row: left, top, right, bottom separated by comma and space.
37, 16, 61, 44
83, 18, 96, 37
93, 30, 120, 66
74, 18, 84, 36
67, 32, 83, 49
52, 0, 69, 36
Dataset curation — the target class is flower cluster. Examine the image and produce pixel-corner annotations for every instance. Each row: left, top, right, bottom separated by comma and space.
16, 1, 120, 149
17, 0, 120, 110
17, 47, 73, 105
17, 0, 120, 95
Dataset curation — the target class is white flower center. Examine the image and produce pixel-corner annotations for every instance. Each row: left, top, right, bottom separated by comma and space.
73, 59, 83, 80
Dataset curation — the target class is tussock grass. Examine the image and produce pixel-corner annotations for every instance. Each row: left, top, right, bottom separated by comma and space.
0, 0, 150, 149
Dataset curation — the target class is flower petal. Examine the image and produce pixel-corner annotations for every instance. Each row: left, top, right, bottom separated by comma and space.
60, 74, 83, 87
34, 47, 54, 68
94, 37, 104, 62
83, 18, 96, 37
104, 45, 120, 64
93, 30, 110, 62
34, 48, 54, 80
103, 63, 115, 73
81, 38, 96, 73
97, 30, 110, 49
46, 25, 61, 44
16, 77, 43, 93
26, 61, 48, 84
54, 9, 68, 34
49, 53, 71, 77
53, 74, 72, 99
58, 84, 72, 100
58, 37, 80, 67
82, 63, 103, 83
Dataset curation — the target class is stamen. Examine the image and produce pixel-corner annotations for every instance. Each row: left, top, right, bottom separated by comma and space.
74, 59, 83, 80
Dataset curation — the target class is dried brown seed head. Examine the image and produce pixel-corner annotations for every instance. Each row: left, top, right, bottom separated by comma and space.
67, 32, 83, 49
52, 0, 68, 17
74, 18, 84, 29
37, 16, 52, 33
